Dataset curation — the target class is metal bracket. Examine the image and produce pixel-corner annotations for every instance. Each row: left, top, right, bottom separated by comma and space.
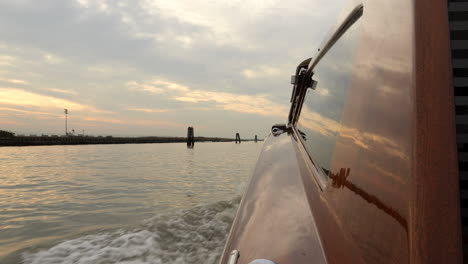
291, 75, 298, 85
228, 250, 240, 264
272, 124, 288, 136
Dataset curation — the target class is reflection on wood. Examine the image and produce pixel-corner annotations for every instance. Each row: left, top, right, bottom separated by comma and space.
328, 168, 407, 230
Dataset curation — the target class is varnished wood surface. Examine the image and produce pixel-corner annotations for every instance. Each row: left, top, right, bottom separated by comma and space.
411, 0, 461, 262
220, 132, 328, 264
312, 0, 414, 263
220, 0, 462, 263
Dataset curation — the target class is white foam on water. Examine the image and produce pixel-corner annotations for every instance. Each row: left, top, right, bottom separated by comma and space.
22, 196, 241, 264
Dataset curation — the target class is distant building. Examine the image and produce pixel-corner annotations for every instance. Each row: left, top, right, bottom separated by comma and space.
0, 130, 15, 137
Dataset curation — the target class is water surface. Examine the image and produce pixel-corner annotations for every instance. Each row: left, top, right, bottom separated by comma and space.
0, 142, 262, 263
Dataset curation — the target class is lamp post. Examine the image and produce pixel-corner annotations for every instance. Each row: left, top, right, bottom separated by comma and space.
64, 109, 68, 136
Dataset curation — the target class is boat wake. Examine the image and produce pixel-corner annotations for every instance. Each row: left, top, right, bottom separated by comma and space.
22, 196, 241, 264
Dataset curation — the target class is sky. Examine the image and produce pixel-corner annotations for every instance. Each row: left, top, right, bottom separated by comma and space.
0, 0, 345, 138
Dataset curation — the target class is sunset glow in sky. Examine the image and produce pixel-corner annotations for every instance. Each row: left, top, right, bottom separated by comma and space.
0, 0, 345, 137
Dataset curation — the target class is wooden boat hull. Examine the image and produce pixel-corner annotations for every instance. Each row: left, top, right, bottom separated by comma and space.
220, 0, 463, 263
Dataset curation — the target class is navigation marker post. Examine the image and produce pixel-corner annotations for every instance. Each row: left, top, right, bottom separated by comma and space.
64, 109, 68, 136
187, 126, 194, 148
235, 133, 241, 144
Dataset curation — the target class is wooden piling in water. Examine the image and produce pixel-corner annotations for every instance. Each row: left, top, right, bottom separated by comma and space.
235, 133, 241, 144
187, 127, 195, 147
255, 135, 257, 143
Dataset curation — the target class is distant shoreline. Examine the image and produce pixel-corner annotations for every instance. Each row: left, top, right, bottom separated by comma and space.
0, 136, 261, 147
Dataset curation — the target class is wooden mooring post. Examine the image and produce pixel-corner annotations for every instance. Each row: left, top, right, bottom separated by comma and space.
235, 133, 241, 144
254, 135, 258, 143
187, 126, 194, 148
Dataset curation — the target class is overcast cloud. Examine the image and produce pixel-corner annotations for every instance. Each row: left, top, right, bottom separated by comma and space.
0, 0, 345, 137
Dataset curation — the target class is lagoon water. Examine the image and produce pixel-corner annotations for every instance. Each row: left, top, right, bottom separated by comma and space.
0, 142, 263, 264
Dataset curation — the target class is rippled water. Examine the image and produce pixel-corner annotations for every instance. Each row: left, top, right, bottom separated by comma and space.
0, 142, 262, 263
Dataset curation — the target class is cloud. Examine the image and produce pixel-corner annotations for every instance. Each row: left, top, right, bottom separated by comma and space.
75, 0, 109, 12
132, 119, 186, 128
0, 106, 62, 117
316, 88, 330, 97
127, 81, 165, 94
152, 80, 189, 92
0, 55, 18, 67
0, 78, 29, 85
127, 79, 190, 94
0, 0, 346, 136
79, 115, 185, 128
0, 87, 85, 109
242, 65, 284, 79
82, 116, 125, 124
43, 53, 64, 64
45, 88, 78, 95
127, 107, 170, 113
86, 64, 136, 76
128, 77, 288, 117
173, 89, 288, 117
0, 87, 107, 114
138, 0, 344, 50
